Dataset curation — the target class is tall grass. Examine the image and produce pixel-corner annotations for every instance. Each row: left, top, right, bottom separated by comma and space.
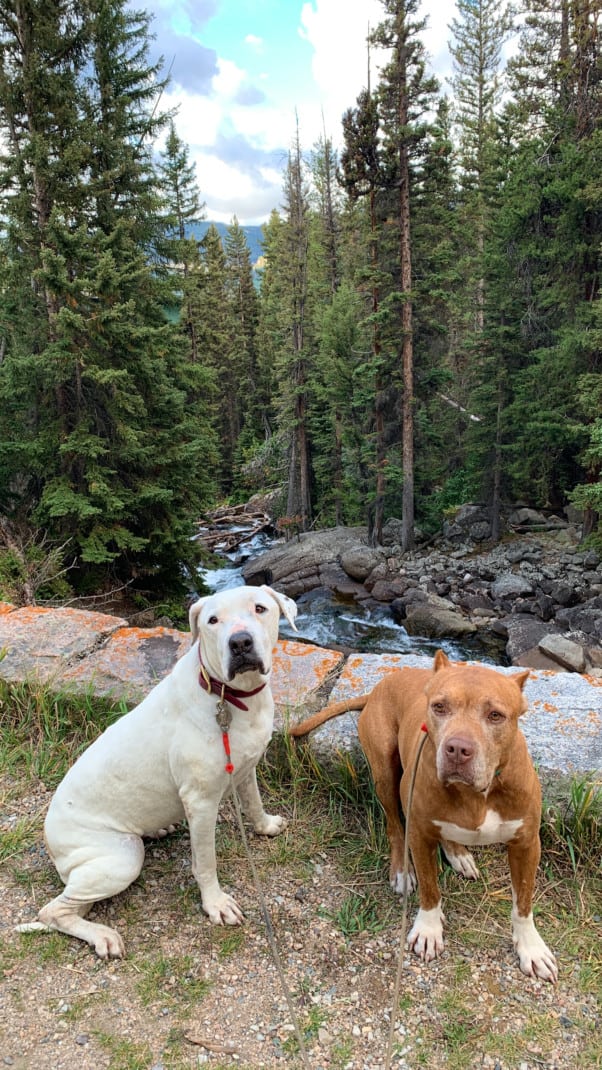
0, 678, 128, 787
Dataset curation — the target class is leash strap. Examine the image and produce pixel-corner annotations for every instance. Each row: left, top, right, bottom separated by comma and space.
213, 691, 311, 1067
385, 725, 430, 1070
215, 694, 235, 774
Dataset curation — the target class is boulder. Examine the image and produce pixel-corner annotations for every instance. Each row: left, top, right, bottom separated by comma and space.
242, 526, 368, 596
340, 545, 384, 582
491, 573, 535, 600
381, 517, 404, 547
538, 634, 587, 673
404, 602, 477, 639
494, 615, 560, 663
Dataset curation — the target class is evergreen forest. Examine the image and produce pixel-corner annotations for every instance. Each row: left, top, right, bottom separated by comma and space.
0, 0, 600, 610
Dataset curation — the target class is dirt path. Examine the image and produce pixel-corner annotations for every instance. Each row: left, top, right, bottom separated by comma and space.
1, 771, 600, 1070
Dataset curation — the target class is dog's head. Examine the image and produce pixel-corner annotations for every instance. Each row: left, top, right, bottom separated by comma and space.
189, 584, 298, 683
424, 651, 530, 793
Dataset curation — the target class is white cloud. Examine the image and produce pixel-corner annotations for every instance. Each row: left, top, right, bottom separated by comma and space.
160, 0, 462, 223
212, 57, 247, 99
299, 0, 383, 140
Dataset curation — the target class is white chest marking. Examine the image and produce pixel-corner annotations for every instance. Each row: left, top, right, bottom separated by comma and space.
433, 810, 523, 846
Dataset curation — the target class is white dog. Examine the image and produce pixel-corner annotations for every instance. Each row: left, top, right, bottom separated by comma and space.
20, 585, 297, 958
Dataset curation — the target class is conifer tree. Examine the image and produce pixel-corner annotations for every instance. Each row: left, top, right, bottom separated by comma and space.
372, 0, 438, 550
157, 120, 206, 363
447, 0, 515, 534
280, 127, 313, 530
0, 0, 217, 596
223, 217, 261, 461
500, 0, 601, 510
340, 87, 390, 543
195, 224, 234, 491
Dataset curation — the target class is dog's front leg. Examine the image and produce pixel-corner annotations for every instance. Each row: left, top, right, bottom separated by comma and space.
508, 840, 557, 983
182, 793, 244, 925
406, 832, 445, 962
235, 768, 287, 836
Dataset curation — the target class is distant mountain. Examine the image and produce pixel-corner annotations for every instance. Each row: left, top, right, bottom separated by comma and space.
189, 220, 265, 266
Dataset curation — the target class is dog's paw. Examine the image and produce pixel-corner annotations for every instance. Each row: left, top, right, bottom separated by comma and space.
513, 916, 558, 983
203, 892, 244, 926
390, 868, 416, 896
253, 813, 287, 837
93, 925, 125, 959
407, 904, 445, 962
441, 844, 479, 880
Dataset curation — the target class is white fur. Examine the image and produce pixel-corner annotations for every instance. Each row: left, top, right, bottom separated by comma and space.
407, 902, 445, 961
433, 811, 523, 847
440, 844, 480, 880
20, 585, 297, 958
512, 898, 558, 983
390, 868, 417, 896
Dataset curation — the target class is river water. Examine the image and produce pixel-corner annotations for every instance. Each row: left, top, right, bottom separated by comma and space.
198, 529, 506, 665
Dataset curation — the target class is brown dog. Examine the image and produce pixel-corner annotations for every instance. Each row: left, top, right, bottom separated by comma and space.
289, 651, 557, 982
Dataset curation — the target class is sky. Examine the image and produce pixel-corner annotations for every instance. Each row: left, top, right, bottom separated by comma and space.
141, 1, 458, 226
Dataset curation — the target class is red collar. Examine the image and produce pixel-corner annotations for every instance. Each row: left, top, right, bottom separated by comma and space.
198, 648, 266, 711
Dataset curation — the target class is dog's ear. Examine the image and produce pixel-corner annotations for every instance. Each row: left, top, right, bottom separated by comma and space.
513, 669, 530, 691
260, 584, 298, 631
512, 669, 531, 715
433, 649, 451, 672
189, 597, 209, 642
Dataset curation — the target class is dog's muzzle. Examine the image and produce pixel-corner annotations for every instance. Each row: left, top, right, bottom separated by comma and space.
227, 630, 265, 680
438, 734, 482, 788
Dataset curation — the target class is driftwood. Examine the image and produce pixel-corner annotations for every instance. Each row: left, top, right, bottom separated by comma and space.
196, 509, 274, 554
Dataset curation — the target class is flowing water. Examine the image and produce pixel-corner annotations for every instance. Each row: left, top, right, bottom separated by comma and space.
197, 529, 506, 665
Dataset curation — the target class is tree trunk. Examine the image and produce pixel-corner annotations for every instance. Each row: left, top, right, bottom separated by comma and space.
400, 142, 415, 552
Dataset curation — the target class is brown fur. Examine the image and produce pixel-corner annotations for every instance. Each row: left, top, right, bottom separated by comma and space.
289, 651, 557, 982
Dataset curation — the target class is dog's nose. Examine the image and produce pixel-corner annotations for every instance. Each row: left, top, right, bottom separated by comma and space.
444, 736, 475, 765
229, 631, 254, 657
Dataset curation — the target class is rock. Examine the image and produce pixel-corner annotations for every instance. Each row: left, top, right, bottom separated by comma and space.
404, 602, 477, 639
508, 507, 549, 528
512, 646, 562, 671
381, 517, 404, 546
555, 599, 602, 640
369, 577, 409, 602
340, 545, 384, 582
499, 616, 560, 663
242, 526, 368, 595
538, 634, 587, 673
548, 582, 580, 607
491, 573, 535, 600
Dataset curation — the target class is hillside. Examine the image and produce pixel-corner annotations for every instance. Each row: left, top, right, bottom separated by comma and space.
189, 220, 265, 266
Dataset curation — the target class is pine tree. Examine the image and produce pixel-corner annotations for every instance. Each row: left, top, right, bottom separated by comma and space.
157, 120, 206, 363
195, 224, 234, 491
0, 0, 217, 596
223, 217, 261, 463
447, 0, 515, 535
340, 87, 390, 543
500, 0, 601, 510
280, 126, 313, 530
372, 0, 438, 550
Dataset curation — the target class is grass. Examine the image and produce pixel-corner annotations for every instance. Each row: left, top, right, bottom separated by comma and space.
0, 676, 128, 787
93, 1033, 153, 1070
1, 678, 601, 1069
134, 951, 212, 1007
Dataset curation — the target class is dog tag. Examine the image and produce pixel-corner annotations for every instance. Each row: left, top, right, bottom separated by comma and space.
215, 699, 232, 731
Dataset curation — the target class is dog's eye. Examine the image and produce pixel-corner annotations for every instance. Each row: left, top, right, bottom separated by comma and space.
488, 710, 505, 723
208, 615, 219, 625
255, 604, 268, 614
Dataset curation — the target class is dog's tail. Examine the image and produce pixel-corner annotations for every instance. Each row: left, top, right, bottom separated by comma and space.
288, 695, 370, 737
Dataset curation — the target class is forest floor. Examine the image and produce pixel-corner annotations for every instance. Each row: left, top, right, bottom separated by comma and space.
1, 688, 601, 1070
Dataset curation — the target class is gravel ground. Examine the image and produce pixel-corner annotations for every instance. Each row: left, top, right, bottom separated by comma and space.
1, 777, 600, 1070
